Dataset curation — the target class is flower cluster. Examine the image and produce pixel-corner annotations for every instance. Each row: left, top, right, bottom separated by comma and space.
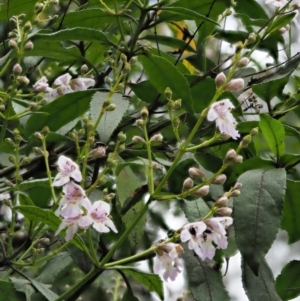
52, 155, 117, 241
265, 0, 300, 8
33, 73, 95, 101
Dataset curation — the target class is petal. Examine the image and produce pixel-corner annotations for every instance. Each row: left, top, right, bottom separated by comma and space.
60, 204, 82, 218
52, 173, 70, 187
80, 198, 93, 211
78, 215, 93, 228
54, 73, 72, 86
104, 218, 118, 233
180, 229, 191, 242
55, 220, 67, 236
93, 222, 110, 233
200, 241, 216, 260
153, 257, 163, 274
65, 224, 78, 241
71, 169, 82, 182
207, 106, 218, 121
93, 200, 111, 214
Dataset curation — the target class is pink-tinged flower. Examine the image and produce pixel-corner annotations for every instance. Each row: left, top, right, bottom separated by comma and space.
55, 214, 90, 241
265, 0, 287, 6
44, 88, 59, 101
52, 155, 82, 186
224, 78, 244, 92
81, 200, 117, 233
32, 76, 49, 92
54, 73, 73, 95
154, 243, 183, 281
207, 99, 240, 140
71, 77, 95, 91
56, 182, 92, 218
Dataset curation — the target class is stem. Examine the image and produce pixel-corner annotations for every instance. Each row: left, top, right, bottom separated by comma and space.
143, 123, 154, 194
113, 0, 127, 48
87, 228, 98, 262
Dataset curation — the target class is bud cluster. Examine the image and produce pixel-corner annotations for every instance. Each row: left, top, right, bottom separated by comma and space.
224, 149, 243, 165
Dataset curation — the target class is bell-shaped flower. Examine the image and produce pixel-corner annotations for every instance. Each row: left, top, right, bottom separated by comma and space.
207, 99, 240, 140
71, 77, 95, 91
154, 243, 183, 281
54, 73, 73, 95
55, 214, 90, 241
81, 200, 117, 233
52, 155, 82, 186
56, 182, 92, 218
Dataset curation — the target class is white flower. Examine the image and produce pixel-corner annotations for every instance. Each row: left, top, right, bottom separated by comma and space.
52, 155, 82, 186
44, 88, 59, 101
71, 77, 95, 91
55, 214, 89, 241
54, 73, 73, 95
32, 76, 49, 92
56, 182, 92, 218
207, 99, 240, 140
81, 200, 117, 233
154, 243, 183, 281
265, 0, 287, 7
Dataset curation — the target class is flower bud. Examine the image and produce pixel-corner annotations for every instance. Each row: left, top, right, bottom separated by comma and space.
9, 155, 16, 164
81, 64, 88, 74
250, 127, 258, 136
123, 62, 131, 74
150, 133, 163, 142
118, 131, 127, 142
20, 157, 31, 166
8, 39, 18, 50
24, 21, 32, 32
173, 117, 180, 128
174, 99, 182, 109
248, 32, 257, 44
129, 56, 137, 65
192, 185, 209, 197
42, 126, 50, 136
24, 40, 34, 51
105, 76, 112, 85
182, 177, 194, 191
104, 193, 115, 202
230, 190, 240, 197
235, 41, 244, 53
165, 87, 172, 99
241, 135, 251, 147
106, 104, 116, 111
13, 64, 22, 75
34, 132, 43, 140
216, 207, 232, 216
215, 196, 228, 207
215, 72, 226, 87
87, 120, 94, 131
167, 100, 175, 111
188, 167, 205, 178
136, 119, 144, 126
234, 155, 243, 164
278, 27, 287, 35
237, 57, 249, 68
141, 107, 149, 120
34, 147, 43, 154
212, 174, 227, 185
234, 182, 242, 189
4, 180, 14, 187
0, 104, 5, 111
5, 138, 14, 146
120, 53, 127, 63
132, 136, 145, 143
16, 76, 30, 86
118, 143, 126, 153
224, 149, 237, 164
89, 146, 106, 158
224, 78, 244, 92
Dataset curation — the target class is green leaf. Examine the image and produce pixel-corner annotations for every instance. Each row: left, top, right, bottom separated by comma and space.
139, 54, 193, 113
242, 257, 281, 301
182, 245, 230, 301
266, 12, 296, 36
179, 198, 210, 222
18, 193, 35, 206
18, 179, 52, 191
275, 260, 300, 300
280, 154, 300, 168
252, 77, 288, 103
281, 180, 300, 244
10, 277, 35, 301
32, 28, 113, 45
121, 289, 139, 301
24, 90, 95, 137
0, 280, 24, 301
259, 114, 285, 158
128, 81, 160, 104
0, 0, 36, 20
233, 168, 286, 275
30, 279, 58, 301
90, 92, 129, 143
186, 76, 216, 113
36, 252, 73, 284
115, 266, 163, 300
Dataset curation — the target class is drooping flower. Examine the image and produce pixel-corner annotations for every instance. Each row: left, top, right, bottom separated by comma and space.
207, 99, 240, 140
52, 155, 82, 186
56, 182, 92, 218
154, 243, 183, 281
54, 73, 73, 95
71, 77, 95, 91
81, 200, 117, 233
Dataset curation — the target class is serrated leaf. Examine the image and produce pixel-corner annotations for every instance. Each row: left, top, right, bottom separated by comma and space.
242, 257, 281, 301
281, 180, 300, 244
10, 277, 35, 301
233, 169, 286, 275
24, 90, 95, 137
115, 266, 163, 300
36, 252, 73, 284
183, 245, 230, 301
30, 279, 58, 301
90, 92, 129, 143
259, 114, 285, 158
139, 54, 193, 113
275, 260, 300, 300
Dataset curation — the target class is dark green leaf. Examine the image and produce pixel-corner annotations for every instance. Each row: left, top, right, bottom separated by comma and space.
233, 169, 286, 274
266, 12, 296, 35
281, 180, 300, 244
275, 260, 300, 300
0, 0, 35, 20
115, 266, 163, 300
24, 90, 95, 136
18, 179, 52, 191
280, 154, 300, 168
122, 289, 139, 301
10, 277, 35, 301
259, 114, 285, 158
90, 92, 129, 143
0, 280, 25, 301
139, 54, 193, 113
179, 198, 210, 222
183, 245, 230, 301
242, 257, 281, 301
128, 81, 160, 104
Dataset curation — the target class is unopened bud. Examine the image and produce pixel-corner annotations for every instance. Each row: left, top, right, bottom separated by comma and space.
188, 167, 205, 178
174, 99, 182, 109
136, 119, 144, 126
15, 175, 23, 184
123, 62, 131, 74
248, 32, 257, 44
20, 157, 31, 166
165, 87, 172, 99
118, 131, 126, 142
105, 76, 112, 85
87, 120, 94, 131
4, 180, 14, 187
89, 146, 106, 158
82, 115, 89, 123
24, 21, 32, 32
182, 177, 194, 191
150, 133, 163, 142
33, 147, 43, 154
224, 78, 244, 92
24, 40, 34, 51
224, 149, 237, 164
234, 155, 243, 164
34, 132, 43, 140
17, 76, 30, 86
141, 107, 149, 120
69, 132, 77, 140
42, 126, 50, 136
230, 190, 241, 197
234, 182, 242, 189
104, 193, 115, 202
215, 72, 226, 87
129, 56, 137, 65
250, 127, 258, 136
78, 129, 85, 137
13, 64, 22, 75
132, 136, 145, 143
152, 161, 159, 169
167, 100, 175, 111
216, 207, 233, 216
118, 143, 126, 153
212, 174, 227, 185
237, 57, 249, 68
278, 27, 287, 35
88, 137, 95, 145
8, 39, 18, 50
5, 138, 14, 146
173, 117, 180, 128
241, 135, 251, 147
0, 104, 5, 111
106, 156, 117, 168
192, 185, 209, 197
106, 104, 116, 111
235, 41, 244, 53
9, 155, 16, 164
39, 238, 50, 246
215, 196, 228, 207
120, 53, 127, 63
81, 64, 88, 74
